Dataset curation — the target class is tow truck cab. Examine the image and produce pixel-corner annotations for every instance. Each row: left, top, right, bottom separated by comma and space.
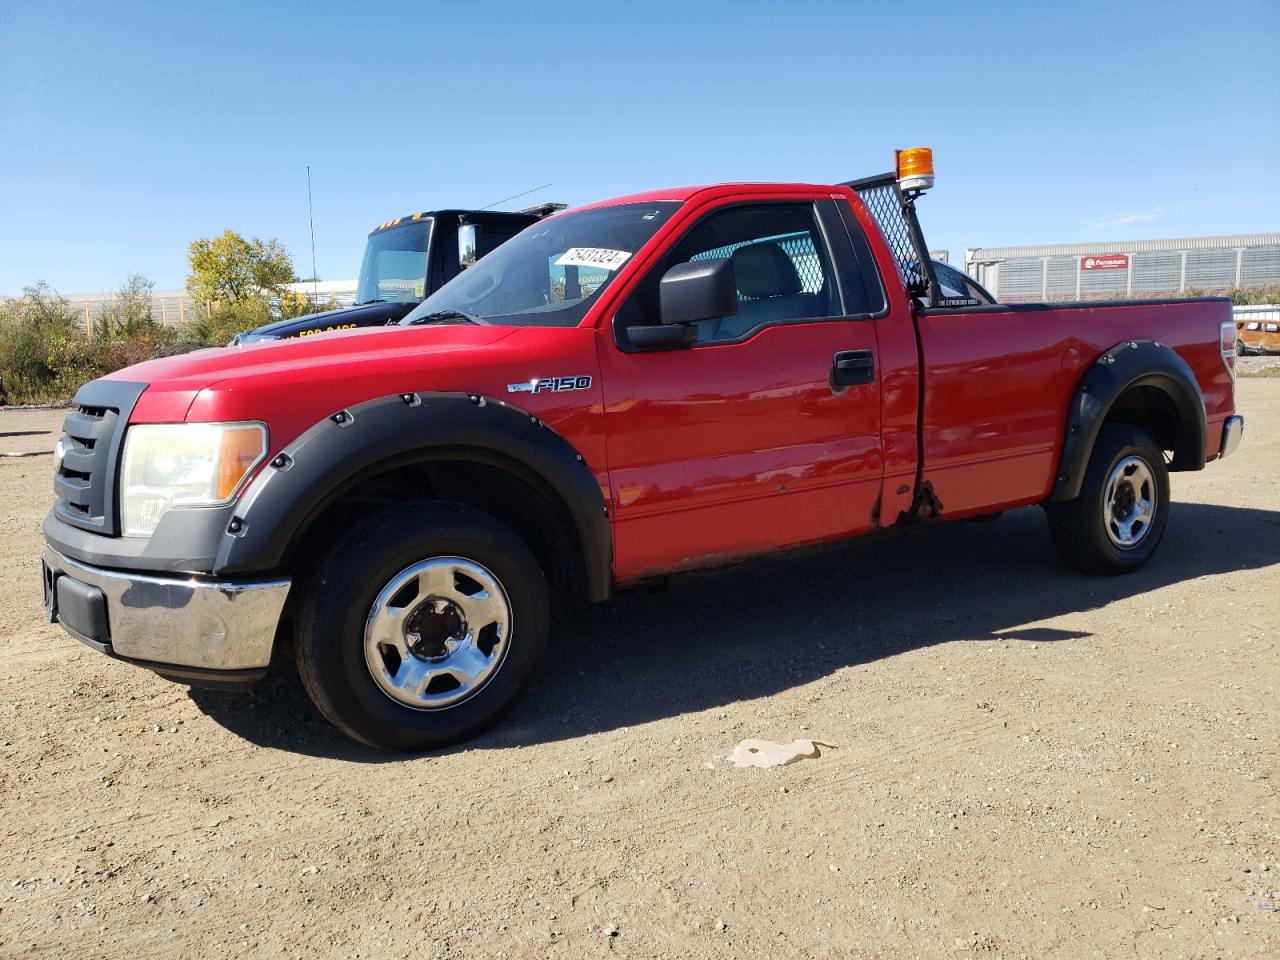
230, 205, 565, 344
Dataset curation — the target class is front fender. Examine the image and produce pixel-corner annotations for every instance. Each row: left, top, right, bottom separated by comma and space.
213, 392, 612, 601
1048, 340, 1206, 503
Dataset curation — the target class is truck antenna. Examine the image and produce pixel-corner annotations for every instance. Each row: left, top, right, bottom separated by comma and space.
479, 183, 553, 211
306, 165, 318, 301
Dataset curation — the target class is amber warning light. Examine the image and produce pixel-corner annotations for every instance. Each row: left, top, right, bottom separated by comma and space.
896, 147, 934, 193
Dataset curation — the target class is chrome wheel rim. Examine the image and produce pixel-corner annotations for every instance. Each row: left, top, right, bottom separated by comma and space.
363, 557, 512, 710
1103, 455, 1157, 549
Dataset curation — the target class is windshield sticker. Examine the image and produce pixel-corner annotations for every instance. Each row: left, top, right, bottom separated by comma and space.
555, 247, 631, 271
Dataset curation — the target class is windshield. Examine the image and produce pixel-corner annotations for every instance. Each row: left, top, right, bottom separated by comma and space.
402, 202, 679, 327
356, 219, 432, 305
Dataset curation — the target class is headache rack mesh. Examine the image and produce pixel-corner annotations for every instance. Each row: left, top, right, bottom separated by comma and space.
691, 230, 827, 297
845, 173, 928, 296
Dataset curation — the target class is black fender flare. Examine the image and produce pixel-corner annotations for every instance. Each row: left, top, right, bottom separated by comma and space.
1047, 340, 1206, 503
212, 392, 612, 602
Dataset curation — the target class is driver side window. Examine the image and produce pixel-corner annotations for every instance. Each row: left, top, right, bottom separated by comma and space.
618, 203, 841, 345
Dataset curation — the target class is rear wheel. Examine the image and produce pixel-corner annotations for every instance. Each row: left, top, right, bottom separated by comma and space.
1045, 425, 1170, 575
294, 503, 548, 751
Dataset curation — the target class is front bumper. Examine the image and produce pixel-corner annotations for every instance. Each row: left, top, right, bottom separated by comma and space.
42, 547, 290, 687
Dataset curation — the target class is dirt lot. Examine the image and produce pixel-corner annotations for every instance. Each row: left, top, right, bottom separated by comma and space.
1, 383, 1276, 960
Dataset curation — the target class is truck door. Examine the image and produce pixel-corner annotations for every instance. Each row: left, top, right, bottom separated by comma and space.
597, 197, 885, 583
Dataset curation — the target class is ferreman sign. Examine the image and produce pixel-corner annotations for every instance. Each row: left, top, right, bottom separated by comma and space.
1081, 254, 1130, 271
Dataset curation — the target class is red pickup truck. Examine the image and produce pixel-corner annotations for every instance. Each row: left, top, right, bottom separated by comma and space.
42, 150, 1245, 751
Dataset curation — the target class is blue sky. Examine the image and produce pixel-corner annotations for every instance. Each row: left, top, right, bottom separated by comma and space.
1, 0, 1277, 295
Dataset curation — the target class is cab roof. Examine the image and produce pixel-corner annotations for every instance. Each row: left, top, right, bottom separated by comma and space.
567, 183, 846, 214
372, 185, 851, 231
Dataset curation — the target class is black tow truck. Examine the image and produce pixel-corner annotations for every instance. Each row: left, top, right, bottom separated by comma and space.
229, 203, 565, 345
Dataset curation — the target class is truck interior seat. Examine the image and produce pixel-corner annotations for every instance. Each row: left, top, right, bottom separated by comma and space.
711, 241, 821, 341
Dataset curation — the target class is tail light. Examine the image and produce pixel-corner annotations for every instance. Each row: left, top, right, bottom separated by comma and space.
1220, 320, 1237, 380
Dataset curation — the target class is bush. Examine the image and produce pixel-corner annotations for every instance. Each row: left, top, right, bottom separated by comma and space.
100, 331, 176, 370
1223, 284, 1278, 306
280, 290, 339, 319
45, 331, 105, 400
0, 283, 86, 403
1177, 281, 1280, 304
0, 278, 192, 405
180, 297, 273, 347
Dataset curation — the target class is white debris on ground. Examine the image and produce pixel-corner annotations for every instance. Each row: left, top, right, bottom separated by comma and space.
728, 738, 835, 768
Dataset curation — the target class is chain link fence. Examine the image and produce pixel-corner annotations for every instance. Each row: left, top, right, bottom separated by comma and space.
51, 282, 359, 331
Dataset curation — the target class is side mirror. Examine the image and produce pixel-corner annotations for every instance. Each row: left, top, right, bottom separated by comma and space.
659, 258, 738, 325
624, 258, 738, 350
458, 223, 478, 270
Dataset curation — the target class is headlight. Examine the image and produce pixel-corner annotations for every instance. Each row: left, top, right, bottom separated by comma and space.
120, 422, 267, 537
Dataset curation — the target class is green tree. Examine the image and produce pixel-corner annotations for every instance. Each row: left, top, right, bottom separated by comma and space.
95, 272, 157, 339
186, 230, 295, 307
185, 230, 296, 346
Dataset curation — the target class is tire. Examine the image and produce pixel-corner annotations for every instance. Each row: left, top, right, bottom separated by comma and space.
1045, 424, 1170, 575
294, 502, 548, 751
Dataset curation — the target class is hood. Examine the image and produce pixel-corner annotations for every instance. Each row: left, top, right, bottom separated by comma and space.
111, 323, 521, 424
230, 300, 416, 343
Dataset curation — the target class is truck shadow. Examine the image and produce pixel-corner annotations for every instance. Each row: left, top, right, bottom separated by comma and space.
189, 500, 1280, 760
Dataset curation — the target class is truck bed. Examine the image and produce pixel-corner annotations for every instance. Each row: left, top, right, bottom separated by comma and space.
913, 297, 1235, 518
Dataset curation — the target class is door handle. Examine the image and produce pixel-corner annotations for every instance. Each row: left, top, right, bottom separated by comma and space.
832, 350, 875, 387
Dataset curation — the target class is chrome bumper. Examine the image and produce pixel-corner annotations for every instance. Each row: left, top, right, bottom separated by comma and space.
1220, 415, 1245, 459
42, 547, 290, 679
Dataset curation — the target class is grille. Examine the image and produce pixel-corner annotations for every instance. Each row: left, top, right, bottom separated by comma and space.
848, 174, 927, 294
51, 381, 145, 536
54, 405, 119, 528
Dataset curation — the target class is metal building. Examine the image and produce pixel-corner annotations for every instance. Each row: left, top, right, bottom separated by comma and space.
965, 233, 1280, 302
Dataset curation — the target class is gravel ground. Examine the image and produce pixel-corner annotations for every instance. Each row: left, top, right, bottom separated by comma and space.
1, 383, 1277, 960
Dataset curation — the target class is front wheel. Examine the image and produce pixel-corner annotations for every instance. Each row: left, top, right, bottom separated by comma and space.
1045, 425, 1171, 575
294, 503, 548, 751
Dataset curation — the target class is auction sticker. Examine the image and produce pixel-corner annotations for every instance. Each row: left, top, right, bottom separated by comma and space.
556, 247, 631, 271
